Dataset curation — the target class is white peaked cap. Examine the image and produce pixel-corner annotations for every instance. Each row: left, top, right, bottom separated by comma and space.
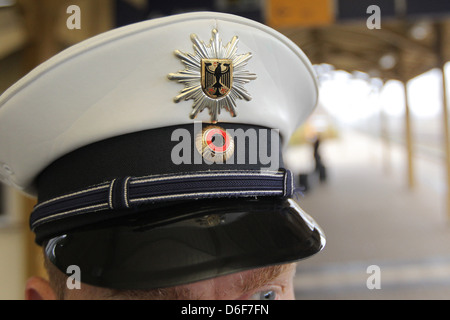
0, 11, 318, 196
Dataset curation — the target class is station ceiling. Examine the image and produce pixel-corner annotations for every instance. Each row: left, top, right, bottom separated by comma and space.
279, 18, 450, 82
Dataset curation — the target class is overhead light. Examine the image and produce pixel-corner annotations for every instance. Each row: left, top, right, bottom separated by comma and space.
379, 54, 397, 70
410, 21, 431, 40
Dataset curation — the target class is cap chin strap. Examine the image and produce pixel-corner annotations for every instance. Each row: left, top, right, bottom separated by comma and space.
30, 169, 294, 231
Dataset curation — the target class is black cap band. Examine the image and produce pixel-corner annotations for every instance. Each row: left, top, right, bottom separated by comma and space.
32, 122, 287, 244
31, 169, 295, 233
37, 123, 284, 202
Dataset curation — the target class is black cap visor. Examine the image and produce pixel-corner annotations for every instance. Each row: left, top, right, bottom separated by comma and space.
45, 197, 325, 290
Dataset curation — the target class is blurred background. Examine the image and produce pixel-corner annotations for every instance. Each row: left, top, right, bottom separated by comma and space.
0, 0, 449, 299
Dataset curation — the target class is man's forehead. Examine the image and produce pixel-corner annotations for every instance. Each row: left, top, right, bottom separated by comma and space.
66, 263, 297, 300
182, 263, 297, 299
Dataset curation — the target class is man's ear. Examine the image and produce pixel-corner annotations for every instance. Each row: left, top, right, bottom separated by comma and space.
25, 276, 58, 300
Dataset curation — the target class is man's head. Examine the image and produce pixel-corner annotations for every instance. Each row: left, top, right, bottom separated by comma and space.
0, 12, 325, 298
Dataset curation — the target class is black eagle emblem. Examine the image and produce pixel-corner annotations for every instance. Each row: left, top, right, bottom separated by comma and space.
201, 59, 233, 99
